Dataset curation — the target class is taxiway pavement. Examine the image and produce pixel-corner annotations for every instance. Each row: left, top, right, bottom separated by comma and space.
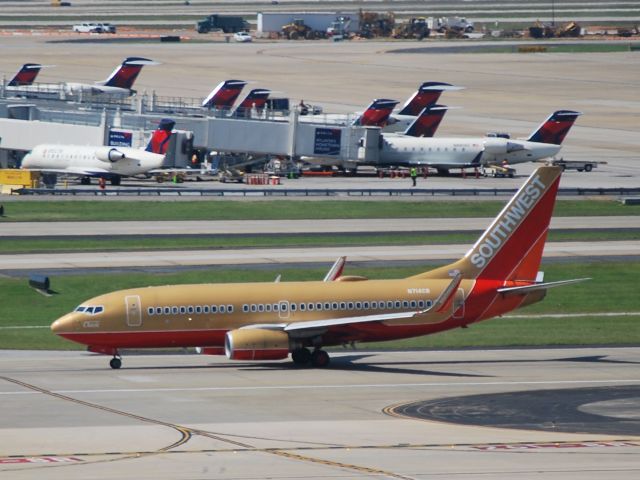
1, 348, 639, 479
1, 241, 638, 271
2, 216, 639, 237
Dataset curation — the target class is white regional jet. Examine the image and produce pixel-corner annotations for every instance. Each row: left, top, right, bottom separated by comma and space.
376, 110, 582, 174
6, 57, 157, 99
21, 119, 175, 185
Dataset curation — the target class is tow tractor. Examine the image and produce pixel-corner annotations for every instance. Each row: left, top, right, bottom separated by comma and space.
545, 157, 605, 172
482, 164, 515, 178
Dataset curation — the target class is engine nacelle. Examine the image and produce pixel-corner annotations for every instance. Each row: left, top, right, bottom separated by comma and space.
95, 147, 126, 163
483, 138, 526, 155
225, 329, 291, 361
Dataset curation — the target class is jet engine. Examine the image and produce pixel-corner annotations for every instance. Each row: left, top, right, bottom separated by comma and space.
483, 138, 526, 155
95, 147, 126, 163
225, 329, 291, 361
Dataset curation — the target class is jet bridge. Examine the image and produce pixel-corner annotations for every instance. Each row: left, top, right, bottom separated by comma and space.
0, 97, 382, 168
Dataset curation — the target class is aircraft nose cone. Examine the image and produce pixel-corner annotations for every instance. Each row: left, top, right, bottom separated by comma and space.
51, 313, 76, 334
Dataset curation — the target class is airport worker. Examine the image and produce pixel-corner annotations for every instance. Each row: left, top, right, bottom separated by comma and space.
410, 167, 418, 187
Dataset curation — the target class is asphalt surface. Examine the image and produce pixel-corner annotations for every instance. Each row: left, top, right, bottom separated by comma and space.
2, 216, 639, 237
1, 348, 639, 479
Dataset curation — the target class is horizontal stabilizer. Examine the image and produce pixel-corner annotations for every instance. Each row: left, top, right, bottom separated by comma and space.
497, 277, 590, 296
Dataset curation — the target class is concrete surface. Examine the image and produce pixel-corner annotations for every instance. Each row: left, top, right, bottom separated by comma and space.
1, 216, 639, 237
1, 348, 639, 479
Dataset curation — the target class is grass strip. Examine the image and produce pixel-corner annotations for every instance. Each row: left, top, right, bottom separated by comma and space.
1, 261, 638, 350
1, 199, 638, 222
0, 230, 638, 254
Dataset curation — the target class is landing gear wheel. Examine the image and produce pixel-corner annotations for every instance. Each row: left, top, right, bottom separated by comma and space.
291, 347, 311, 366
310, 349, 330, 368
109, 357, 122, 369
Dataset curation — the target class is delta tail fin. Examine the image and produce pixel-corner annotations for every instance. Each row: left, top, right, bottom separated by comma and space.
100, 57, 158, 90
411, 166, 563, 282
397, 82, 464, 116
404, 104, 449, 137
234, 88, 271, 113
202, 79, 247, 109
8, 63, 44, 86
352, 99, 399, 127
527, 110, 582, 145
145, 118, 175, 154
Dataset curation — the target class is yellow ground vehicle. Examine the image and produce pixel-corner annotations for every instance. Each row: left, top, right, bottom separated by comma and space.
282, 19, 323, 40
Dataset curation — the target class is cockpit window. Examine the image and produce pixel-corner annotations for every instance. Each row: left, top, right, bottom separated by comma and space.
75, 305, 104, 315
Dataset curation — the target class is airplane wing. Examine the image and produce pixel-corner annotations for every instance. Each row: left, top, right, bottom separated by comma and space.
241, 274, 463, 338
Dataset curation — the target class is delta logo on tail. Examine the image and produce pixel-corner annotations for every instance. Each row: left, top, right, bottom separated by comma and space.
236, 88, 271, 111
8, 63, 43, 86
398, 82, 464, 116
202, 79, 247, 109
527, 110, 582, 145
404, 104, 449, 137
145, 118, 175, 154
101, 57, 159, 90
353, 99, 399, 127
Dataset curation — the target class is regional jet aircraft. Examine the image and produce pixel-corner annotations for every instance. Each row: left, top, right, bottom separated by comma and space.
51, 166, 587, 369
21, 119, 174, 185
6, 57, 157, 99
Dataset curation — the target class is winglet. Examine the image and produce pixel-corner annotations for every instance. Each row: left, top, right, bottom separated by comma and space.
323, 256, 347, 282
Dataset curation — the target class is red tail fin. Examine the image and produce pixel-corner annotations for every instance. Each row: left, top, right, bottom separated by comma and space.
398, 82, 463, 116
8, 63, 42, 86
235, 88, 271, 111
527, 110, 581, 145
353, 99, 399, 127
412, 166, 562, 283
102, 57, 157, 89
145, 119, 175, 154
404, 105, 449, 137
202, 79, 247, 109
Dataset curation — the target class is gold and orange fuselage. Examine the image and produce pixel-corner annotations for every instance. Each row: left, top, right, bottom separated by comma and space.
51, 277, 541, 353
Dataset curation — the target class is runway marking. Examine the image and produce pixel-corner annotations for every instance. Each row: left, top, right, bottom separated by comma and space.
1, 378, 639, 396
504, 312, 640, 319
0, 325, 49, 330
0, 375, 414, 479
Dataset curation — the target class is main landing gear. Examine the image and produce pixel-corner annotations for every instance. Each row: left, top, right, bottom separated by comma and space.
291, 347, 330, 368
109, 355, 122, 369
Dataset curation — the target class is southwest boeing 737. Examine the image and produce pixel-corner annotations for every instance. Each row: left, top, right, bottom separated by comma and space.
51, 166, 586, 369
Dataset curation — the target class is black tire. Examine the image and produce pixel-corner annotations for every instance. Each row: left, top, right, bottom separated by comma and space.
310, 349, 330, 368
109, 357, 122, 369
584, 164, 593, 172
291, 348, 311, 365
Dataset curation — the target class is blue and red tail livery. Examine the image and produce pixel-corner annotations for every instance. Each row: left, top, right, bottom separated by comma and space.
404, 105, 449, 137
236, 88, 271, 111
102, 57, 157, 89
353, 99, 399, 127
527, 110, 582, 145
145, 118, 175, 154
202, 80, 247, 109
398, 82, 463, 116
8, 63, 43, 86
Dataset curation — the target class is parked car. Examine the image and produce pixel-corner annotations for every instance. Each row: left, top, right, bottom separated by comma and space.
233, 31, 252, 42
72, 22, 116, 33
96, 23, 116, 33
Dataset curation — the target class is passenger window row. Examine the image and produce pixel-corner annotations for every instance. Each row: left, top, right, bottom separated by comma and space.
241, 299, 432, 314
147, 304, 234, 316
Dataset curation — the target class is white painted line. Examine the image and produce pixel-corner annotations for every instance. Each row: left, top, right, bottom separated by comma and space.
1, 378, 639, 396
504, 312, 640, 319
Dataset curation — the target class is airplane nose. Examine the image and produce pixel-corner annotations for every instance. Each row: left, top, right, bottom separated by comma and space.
51, 313, 77, 334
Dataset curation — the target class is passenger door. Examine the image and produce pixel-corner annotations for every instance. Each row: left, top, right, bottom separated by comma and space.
125, 295, 142, 327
